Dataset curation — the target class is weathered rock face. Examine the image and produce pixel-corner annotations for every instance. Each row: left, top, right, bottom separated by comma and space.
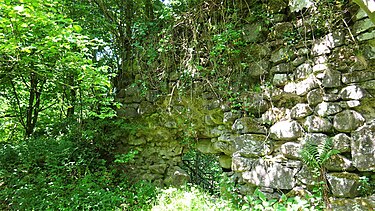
351, 120, 375, 171
280, 142, 301, 159
327, 173, 360, 198
270, 120, 304, 140
115, 3, 375, 206
235, 134, 273, 158
333, 110, 365, 132
232, 117, 266, 134
242, 159, 299, 190
303, 115, 332, 133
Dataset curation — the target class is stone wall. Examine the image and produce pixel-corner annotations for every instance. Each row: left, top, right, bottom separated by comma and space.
116, 3, 375, 209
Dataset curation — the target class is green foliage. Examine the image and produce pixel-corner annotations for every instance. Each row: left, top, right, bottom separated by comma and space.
358, 175, 375, 196
181, 149, 222, 192
0, 0, 117, 139
0, 123, 157, 210
300, 138, 340, 209
151, 185, 234, 211
151, 184, 323, 211
301, 138, 340, 171
114, 149, 139, 164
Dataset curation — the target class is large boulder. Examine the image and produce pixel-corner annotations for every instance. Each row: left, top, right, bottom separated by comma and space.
327, 173, 360, 198
314, 102, 342, 117
351, 120, 375, 171
280, 142, 302, 159
232, 154, 256, 172
303, 115, 333, 133
333, 110, 365, 132
235, 134, 273, 158
242, 158, 298, 189
212, 134, 236, 155
325, 154, 355, 171
340, 85, 367, 100
270, 120, 304, 141
291, 103, 313, 119
332, 133, 351, 153
232, 117, 267, 134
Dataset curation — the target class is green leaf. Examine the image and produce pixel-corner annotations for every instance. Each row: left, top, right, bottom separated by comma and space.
73, 25, 82, 33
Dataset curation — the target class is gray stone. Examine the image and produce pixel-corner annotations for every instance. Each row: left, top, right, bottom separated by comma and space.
291, 56, 306, 67
353, 18, 375, 35
289, 0, 313, 12
213, 134, 236, 155
122, 86, 143, 103
242, 158, 298, 189
325, 154, 355, 171
232, 154, 256, 172
283, 82, 297, 94
312, 33, 339, 56
312, 63, 329, 74
273, 73, 289, 87
295, 75, 320, 96
296, 165, 319, 186
322, 93, 340, 102
294, 62, 313, 80
315, 102, 342, 117
280, 142, 302, 159
351, 120, 375, 171
340, 85, 367, 100
300, 133, 328, 146
271, 63, 292, 73
332, 133, 351, 153
232, 117, 267, 134
218, 155, 232, 169
290, 103, 313, 119
314, 55, 328, 64
342, 71, 375, 84
200, 126, 225, 138
248, 60, 270, 76
261, 107, 291, 124
327, 173, 360, 198
333, 110, 365, 132
339, 100, 361, 109
307, 89, 324, 106
270, 120, 304, 141
241, 92, 270, 115
235, 134, 273, 158
271, 47, 295, 64
321, 69, 342, 88
303, 115, 333, 133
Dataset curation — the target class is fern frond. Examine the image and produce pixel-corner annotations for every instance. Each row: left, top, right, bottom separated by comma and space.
301, 144, 319, 169
318, 138, 338, 165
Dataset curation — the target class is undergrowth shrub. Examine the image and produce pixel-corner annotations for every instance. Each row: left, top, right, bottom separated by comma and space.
0, 120, 157, 210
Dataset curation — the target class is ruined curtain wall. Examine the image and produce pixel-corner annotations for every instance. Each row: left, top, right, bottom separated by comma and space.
116, 2, 375, 209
